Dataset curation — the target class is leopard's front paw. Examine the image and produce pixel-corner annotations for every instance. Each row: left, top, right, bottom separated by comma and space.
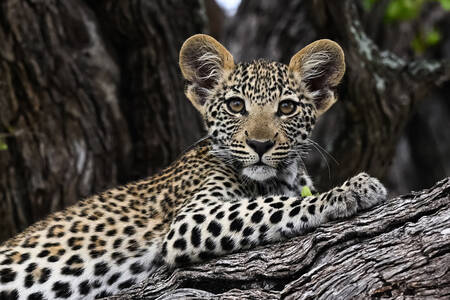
344, 172, 387, 210
322, 172, 387, 220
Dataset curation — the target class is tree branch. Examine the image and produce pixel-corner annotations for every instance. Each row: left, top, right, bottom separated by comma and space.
108, 177, 450, 299
408, 58, 450, 86
338, 0, 450, 89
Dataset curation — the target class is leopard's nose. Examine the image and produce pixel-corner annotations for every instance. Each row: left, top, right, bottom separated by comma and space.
246, 139, 274, 157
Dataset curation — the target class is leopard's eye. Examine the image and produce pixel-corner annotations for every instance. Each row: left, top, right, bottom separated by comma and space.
278, 100, 298, 116
226, 97, 246, 114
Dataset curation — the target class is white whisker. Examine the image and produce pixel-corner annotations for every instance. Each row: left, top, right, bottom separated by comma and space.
306, 138, 339, 165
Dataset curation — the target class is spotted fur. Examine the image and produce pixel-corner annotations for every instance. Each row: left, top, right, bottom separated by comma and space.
0, 35, 386, 300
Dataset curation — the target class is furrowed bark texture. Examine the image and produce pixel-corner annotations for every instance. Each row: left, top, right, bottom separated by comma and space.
0, 0, 205, 242
226, 0, 450, 194
109, 177, 450, 300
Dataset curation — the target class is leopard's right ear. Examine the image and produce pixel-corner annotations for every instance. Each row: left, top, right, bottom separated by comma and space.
289, 40, 345, 117
179, 34, 235, 115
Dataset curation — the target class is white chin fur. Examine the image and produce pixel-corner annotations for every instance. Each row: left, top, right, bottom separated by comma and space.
242, 166, 277, 181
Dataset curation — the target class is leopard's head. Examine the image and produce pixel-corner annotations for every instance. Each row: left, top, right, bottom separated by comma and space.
180, 34, 345, 182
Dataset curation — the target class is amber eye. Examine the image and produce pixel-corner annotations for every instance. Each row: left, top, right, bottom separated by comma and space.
226, 97, 246, 114
278, 100, 298, 116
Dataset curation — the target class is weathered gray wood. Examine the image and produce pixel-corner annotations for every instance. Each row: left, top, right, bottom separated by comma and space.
108, 177, 450, 299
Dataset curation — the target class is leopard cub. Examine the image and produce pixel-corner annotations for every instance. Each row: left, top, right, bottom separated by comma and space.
0, 34, 386, 300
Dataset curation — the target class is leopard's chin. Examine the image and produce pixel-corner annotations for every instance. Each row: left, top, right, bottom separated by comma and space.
242, 165, 277, 182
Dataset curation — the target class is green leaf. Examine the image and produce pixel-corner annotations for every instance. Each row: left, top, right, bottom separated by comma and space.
0, 140, 7, 151
425, 28, 442, 45
385, 0, 425, 22
412, 28, 442, 54
437, 0, 450, 10
362, 0, 379, 11
301, 186, 313, 197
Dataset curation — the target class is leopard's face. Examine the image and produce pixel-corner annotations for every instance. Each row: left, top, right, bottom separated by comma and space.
179, 35, 345, 182
203, 60, 317, 181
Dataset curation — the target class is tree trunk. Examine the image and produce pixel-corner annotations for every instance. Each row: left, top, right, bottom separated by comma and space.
0, 0, 205, 242
225, 0, 450, 194
108, 177, 450, 299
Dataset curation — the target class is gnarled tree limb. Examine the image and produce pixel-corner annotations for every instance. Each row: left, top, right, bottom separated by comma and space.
332, 0, 450, 88
108, 177, 450, 299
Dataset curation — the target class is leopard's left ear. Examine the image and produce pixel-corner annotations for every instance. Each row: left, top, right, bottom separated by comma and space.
179, 34, 235, 115
289, 39, 345, 116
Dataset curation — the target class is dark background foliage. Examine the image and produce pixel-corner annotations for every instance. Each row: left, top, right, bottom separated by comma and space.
0, 0, 448, 243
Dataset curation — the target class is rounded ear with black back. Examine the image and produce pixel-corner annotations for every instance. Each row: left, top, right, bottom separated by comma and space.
289, 39, 345, 116
179, 34, 235, 115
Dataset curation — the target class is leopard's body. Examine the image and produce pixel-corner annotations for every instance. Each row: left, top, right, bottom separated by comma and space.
0, 35, 387, 300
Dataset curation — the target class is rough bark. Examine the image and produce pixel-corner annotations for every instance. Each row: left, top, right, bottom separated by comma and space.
225, 0, 450, 194
0, 0, 205, 242
108, 177, 450, 300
